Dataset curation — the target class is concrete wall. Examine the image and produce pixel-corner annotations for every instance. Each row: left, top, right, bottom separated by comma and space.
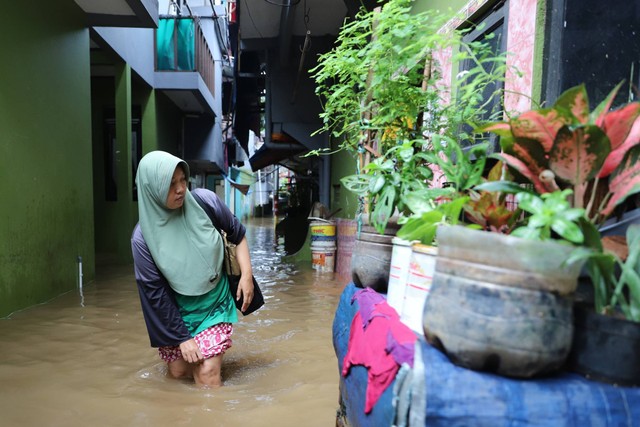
0, 1, 95, 317
94, 27, 156, 87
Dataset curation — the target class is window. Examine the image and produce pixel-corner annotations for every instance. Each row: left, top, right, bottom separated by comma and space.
457, 0, 508, 152
544, 0, 640, 107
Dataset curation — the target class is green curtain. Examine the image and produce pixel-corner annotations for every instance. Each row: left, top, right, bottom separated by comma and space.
177, 19, 195, 71
156, 18, 195, 71
156, 19, 175, 70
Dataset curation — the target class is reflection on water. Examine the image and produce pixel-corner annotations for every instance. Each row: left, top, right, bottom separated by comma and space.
0, 217, 349, 427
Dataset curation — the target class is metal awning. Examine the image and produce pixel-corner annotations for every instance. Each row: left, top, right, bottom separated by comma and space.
226, 166, 255, 195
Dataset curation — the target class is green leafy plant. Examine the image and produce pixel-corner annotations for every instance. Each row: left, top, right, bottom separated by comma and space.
310, 0, 453, 155
394, 136, 490, 244
340, 139, 437, 234
396, 197, 469, 245
511, 189, 587, 244
311, 0, 509, 234
568, 224, 640, 322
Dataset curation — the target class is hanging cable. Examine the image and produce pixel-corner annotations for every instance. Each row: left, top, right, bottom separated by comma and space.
290, 30, 311, 104
243, 0, 264, 38
303, 0, 310, 32
290, 0, 311, 103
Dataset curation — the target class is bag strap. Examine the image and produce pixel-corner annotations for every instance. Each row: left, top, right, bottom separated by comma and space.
192, 192, 233, 273
192, 192, 219, 232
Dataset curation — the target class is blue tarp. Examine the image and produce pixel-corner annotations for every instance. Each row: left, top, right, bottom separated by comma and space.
333, 282, 640, 427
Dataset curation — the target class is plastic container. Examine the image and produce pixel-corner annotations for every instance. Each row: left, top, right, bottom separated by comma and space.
402, 243, 438, 333
311, 243, 336, 272
310, 220, 337, 247
386, 237, 415, 315
423, 225, 584, 378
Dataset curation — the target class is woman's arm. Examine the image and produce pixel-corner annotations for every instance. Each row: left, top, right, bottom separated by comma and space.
234, 236, 254, 312
131, 225, 193, 348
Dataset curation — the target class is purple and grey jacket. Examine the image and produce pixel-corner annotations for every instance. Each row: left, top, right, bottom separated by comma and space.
131, 188, 246, 348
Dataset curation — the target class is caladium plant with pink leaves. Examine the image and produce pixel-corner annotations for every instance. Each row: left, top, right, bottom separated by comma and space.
482, 82, 640, 227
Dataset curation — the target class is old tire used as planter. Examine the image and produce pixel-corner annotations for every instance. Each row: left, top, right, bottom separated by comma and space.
423, 225, 584, 378
351, 222, 400, 293
567, 303, 640, 387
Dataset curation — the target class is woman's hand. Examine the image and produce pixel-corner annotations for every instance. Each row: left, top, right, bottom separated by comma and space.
234, 236, 255, 312
237, 275, 254, 312
179, 338, 204, 364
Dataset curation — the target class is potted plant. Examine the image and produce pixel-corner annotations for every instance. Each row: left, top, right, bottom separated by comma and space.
310, 0, 507, 290
565, 224, 640, 386
458, 82, 640, 382
399, 131, 590, 377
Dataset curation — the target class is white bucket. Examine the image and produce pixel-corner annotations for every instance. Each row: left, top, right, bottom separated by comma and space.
311, 243, 336, 272
387, 237, 414, 316
402, 243, 438, 333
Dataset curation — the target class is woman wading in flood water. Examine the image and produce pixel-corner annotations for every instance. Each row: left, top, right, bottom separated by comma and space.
131, 151, 254, 387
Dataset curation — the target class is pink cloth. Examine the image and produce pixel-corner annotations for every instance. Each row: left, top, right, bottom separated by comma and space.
342, 290, 417, 414
158, 322, 233, 363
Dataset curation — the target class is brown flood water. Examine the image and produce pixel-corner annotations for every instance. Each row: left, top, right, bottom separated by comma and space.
0, 217, 348, 427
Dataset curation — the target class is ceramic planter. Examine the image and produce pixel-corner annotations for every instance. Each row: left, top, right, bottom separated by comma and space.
423, 225, 584, 378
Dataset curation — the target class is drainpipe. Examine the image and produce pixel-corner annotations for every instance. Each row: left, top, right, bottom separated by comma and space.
77, 256, 84, 307
278, 0, 296, 67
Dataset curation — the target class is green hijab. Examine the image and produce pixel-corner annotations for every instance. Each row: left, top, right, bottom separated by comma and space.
136, 151, 223, 296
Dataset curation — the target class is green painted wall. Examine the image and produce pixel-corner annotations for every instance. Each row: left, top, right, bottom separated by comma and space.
0, 1, 94, 317
412, 0, 468, 15
329, 146, 359, 221
91, 73, 185, 263
532, 0, 547, 105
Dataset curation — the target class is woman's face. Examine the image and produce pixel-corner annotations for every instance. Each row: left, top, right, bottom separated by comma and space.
165, 166, 187, 209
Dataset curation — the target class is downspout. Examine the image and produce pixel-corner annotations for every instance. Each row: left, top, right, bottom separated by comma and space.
278, 0, 296, 66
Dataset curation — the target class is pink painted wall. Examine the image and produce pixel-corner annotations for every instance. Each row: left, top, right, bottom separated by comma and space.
504, 0, 538, 113
434, 0, 538, 114
429, 0, 539, 188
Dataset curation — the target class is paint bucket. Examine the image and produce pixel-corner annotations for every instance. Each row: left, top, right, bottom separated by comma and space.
387, 237, 415, 316
311, 243, 336, 272
309, 220, 337, 248
402, 243, 438, 333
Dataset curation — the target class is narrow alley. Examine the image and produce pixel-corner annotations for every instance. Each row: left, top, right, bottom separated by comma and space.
0, 217, 345, 427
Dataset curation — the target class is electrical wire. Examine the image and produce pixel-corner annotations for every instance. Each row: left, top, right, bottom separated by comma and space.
242, 0, 264, 38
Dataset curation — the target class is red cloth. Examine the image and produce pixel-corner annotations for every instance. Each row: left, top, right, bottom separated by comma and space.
342, 301, 417, 414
